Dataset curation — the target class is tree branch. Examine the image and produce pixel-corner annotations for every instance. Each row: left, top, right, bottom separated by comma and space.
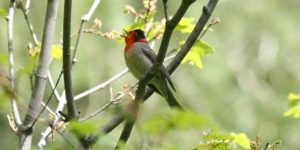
20, 1, 39, 46
74, 68, 128, 101
103, 0, 219, 147
115, 0, 197, 147
63, 0, 77, 119
162, 0, 170, 21
21, 0, 59, 149
72, 0, 101, 64
6, 0, 22, 127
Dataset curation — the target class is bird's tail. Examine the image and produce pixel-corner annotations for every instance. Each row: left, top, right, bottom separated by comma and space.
166, 87, 183, 109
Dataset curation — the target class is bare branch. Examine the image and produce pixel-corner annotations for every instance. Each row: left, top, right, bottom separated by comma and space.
25, 0, 31, 14
63, 0, 77, 119
74, 68, 128, 101
6, 0, 22, 126
162, 0, 169, 21
47, 71, 63, 102
21, 0, 59, 148
72, 0, 101, 64
79, 83, 136, 122
81, 0, 101, 21
20, 1, 39, 46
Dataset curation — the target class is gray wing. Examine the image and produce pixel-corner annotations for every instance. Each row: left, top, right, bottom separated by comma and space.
141, 46, 176, 91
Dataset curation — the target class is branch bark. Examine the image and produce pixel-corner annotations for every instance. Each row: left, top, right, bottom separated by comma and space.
21, 0, 59, 149
6, 0, 22, 127
63, 0, 77, 119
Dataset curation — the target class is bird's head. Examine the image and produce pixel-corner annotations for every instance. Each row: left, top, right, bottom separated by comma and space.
123, 29, 147, 48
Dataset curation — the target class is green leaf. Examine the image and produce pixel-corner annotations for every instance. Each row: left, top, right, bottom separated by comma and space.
288, 92, 300, 101
230, 133, 251, 149
195, 130, 234, 150
124, 17, 146, 31
180, 40, 214, 69
0, 8, 7, 17
176, 17, 195, 33
284, 92, 300, 118
27, 42, 41, 57
284, 105, 300, 118
51, 44, 62, 59
70, 120, 97, 136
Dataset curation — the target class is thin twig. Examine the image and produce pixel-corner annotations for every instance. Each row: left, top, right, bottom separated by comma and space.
38, 93, 66, 148
79, 83, 137, 122
47, 71, 63, 102
72, 0, 101, 64
199, 17, 221, 39
162, 0, 169, 21
74, 68, 128, 101
72, 21, 84, 64
63, 0, 77, 119
82, 0, 101, 21
20, 1, 39, 46
30, 71, 63, 128
6, 0, 22, 126
41, 102, 57, 117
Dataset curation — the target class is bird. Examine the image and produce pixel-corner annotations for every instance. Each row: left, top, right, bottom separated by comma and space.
123, 29, 182, 109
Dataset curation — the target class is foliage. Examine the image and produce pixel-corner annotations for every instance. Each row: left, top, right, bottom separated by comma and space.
284, 93, 300, 118
0, 8, 6, 17
194, 130, 235, 150
176, 17, 196, 33
70, 120, 97, 137
180, 40, 214, 69
230, 133, 250, 149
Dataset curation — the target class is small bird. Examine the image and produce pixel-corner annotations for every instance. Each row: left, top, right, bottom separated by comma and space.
123, 29, 182, 108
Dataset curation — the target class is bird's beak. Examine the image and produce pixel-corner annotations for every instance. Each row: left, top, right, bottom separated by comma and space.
121, 29, 129, 37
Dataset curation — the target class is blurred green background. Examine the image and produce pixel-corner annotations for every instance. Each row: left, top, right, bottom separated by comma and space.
1, 0, 300, 149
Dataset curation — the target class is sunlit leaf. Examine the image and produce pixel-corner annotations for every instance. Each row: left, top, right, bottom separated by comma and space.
27, 42, 41, 57
70, 120, 97, 136
195, 130, 234, 150
180, 40, 214, 69
230, 133, 251, 149
284, 92, 300, 118
51, 45, 63, 59
284, 106, 300, 118
124, 17, 146, 31
0, 8, 7, 17
288, 93, 300, 101
176, 17, 195, 33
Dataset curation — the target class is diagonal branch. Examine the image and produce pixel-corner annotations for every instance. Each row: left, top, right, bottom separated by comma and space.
63, 0, 77, 119
103, 0, 219, 146
74, 68, 128, 101
162, 0, 170, 21
115, 0, 197, 147
73, 0, 101, 64
20, 1, 39, 46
